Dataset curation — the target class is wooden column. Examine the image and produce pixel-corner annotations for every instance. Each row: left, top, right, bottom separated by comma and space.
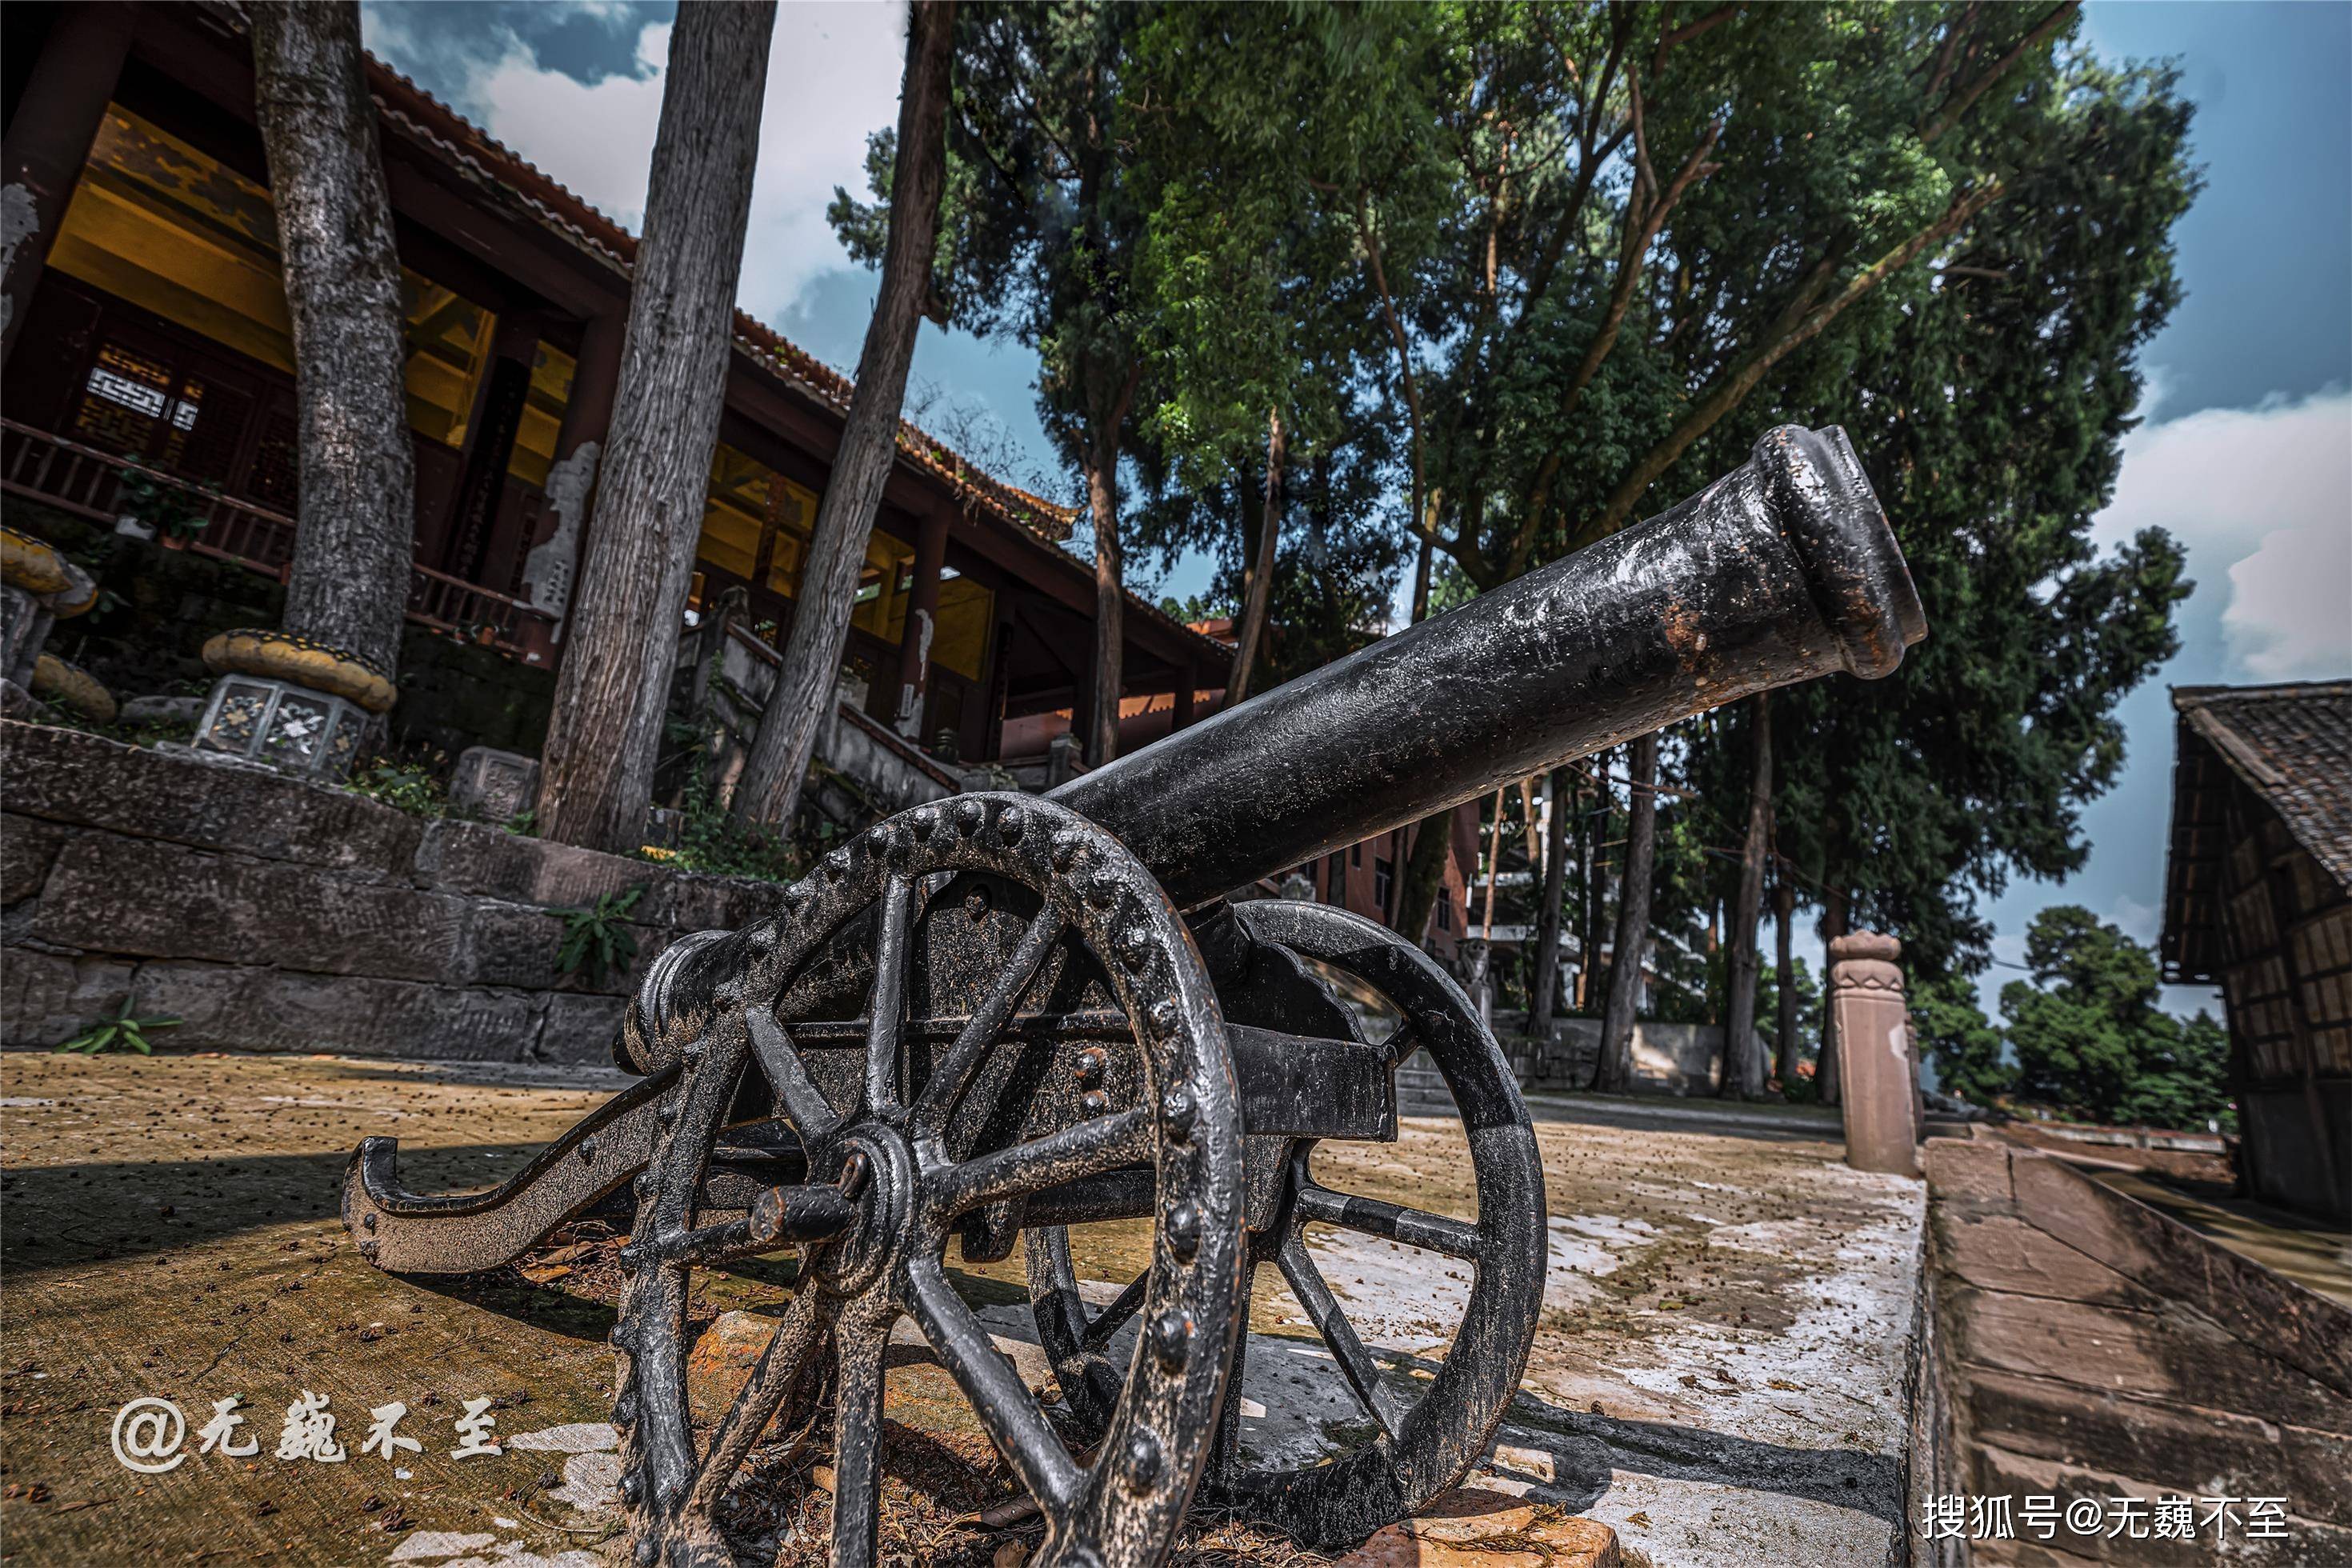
518, 308, 625, 646
1, 3, 136, 367
1171, 669, 1195, 732
442, 314, 540, 582
1829, 932, 1921, 1178
891, 506, 951, 741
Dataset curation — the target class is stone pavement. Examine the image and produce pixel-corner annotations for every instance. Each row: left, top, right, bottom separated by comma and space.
0, 1051, 1924, 1567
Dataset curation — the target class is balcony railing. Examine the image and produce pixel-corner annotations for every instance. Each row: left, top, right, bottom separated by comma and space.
1, 418, 556, 661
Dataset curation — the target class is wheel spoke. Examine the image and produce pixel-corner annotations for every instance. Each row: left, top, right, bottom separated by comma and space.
907, 1261, 1081, 1516
686, 1286, 827, 1514
930, 1107, 1153, 1217
1294, 1184, 1481, 1261
865, 875, 916, 1115
746, 1007, 839, 1146
1277, 1236, 1398, 1440
914, 904, 1066, 1134
1081, 1267, 1150, 1354
830, 1313, 890, 1568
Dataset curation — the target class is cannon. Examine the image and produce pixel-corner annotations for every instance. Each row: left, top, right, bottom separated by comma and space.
342, 426, 1925, 1568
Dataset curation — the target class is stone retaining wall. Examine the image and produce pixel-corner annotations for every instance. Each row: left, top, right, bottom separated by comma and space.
1, 718, 775, 1064
1919, 1135, 2352, 1564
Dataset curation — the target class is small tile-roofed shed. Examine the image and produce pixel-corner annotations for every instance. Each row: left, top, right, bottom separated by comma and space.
2161, 681, 2352, 1221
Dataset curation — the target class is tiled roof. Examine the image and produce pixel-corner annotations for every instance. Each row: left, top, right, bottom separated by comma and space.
359, 58, 1078, 543
2175, 682, 2352, 891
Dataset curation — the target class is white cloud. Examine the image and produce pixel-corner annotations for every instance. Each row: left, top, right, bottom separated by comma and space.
2092, 389, 2352, 683
369, 5, 908, 327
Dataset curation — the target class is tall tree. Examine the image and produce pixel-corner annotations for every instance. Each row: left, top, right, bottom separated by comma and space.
1528, 767, 1572, 1037
534, 5, 774, 852
732, 1, 958, 833
931, 2, 1154, 766
1721, 695, 1771, 1098
1596, 732, 1659, 1092
250, 2, 416, 678
1772, 860, 1799, 1089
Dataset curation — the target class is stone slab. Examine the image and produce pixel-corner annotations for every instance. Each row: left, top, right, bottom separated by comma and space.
129, 962, 542, 1060
414, 818, 649, 910
1923, 1134, 2014, 1206
1934, 1210, 2153, 1309
531, 990, 627, 1068
30, 831, 468, 983
0, 810, 70, 903
0, 946, 134, 1047
2, 718, 420, 873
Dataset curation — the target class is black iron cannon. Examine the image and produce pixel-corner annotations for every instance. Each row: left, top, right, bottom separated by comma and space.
342, 426, 1925, 1568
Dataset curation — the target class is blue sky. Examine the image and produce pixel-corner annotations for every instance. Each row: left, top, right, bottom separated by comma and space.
362, 2, 2352, 1019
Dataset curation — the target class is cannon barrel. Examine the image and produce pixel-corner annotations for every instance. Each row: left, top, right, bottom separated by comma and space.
1050, 425, 1924, 910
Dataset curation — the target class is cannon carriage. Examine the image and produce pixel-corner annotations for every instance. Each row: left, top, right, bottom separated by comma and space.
342, 426, 1926, 1568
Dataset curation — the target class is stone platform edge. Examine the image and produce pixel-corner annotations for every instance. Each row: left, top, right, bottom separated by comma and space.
1, 718, 780, 1064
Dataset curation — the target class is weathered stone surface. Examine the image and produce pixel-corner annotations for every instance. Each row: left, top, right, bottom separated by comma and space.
31, 833, 467, 982
1950, 1284, 2349, 1434
416, 818, 647, 910
130, 962, 538, 1059
2010, 1150, 2352, 1400
1969, 1442, 2342, 1566
1965, 1370, 2352, 1528
0, 811, 69, 903
118, 694, 204, 726
1, 719, 419, 872
1934, 1211, 2153, 1308
533, 990, 628, 1068
1923, 1135, 2013, 1206
647, 866, 778, 934
0, 947, 133, 1047
460, 898, 666, 994
1334, 1489, 1620, 1568
446, 745, 538, 823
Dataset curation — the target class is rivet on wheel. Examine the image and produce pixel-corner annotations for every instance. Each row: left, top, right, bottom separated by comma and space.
1051, 830, 1086, 870
614, 1390, 638, 1425
634, 1536, 656, 1566
657, 1102, 678, 1127
1118, 926, 1153, 966
634, 1171, 656, 1197
907, 809, 936, 842
1151, 1309, 1191, 1370
955, 798, 984, 835
1162, 1087, 1197, 1140
823, 851, 850, 882
1147, 998, 1178, 1034
1086, 870, 1119, 909
1080, 1089, 1110, 1116
1074, 1047, 1107, 1085
996, 804, 1024, 843
358, 1238, 378, 1262
680, 1040, 704, 1067
361, 1211, 377, 1232
1165, 1202, 1201, 1260
1124, 1430, 1162, 1489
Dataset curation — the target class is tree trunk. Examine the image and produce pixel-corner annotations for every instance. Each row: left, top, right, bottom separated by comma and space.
730, 1, 956, 832
1818, 885, 1850, 1106
534, 3, 774, 852
1529, 766, 1572, 1038
1598, 731, 1659, 1093
1224, 407, 1284, 705
250, 2, 417, 678
1774, 858, 1798, 1092
1722, 694, 1771, 1098
1578, 749, 1608, 1011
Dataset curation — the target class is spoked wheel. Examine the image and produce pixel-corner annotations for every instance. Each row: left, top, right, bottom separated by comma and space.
1028, 900, 1546, 1551
613, 795, 1246, 1568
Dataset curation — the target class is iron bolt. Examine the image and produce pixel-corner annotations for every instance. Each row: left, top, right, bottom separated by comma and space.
1162, 1088, 1197, 1141
996, 805, 1024, 842
1074, 1047, 1107, 1084
1124, 1430, 1162, 1489
1151, 1309, 1190, 1370
1165, 1202, 1201, 1260
1081, 1090, 1110, 1116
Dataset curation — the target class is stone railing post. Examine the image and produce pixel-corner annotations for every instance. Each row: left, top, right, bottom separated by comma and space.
1829, 932, 1921, 1178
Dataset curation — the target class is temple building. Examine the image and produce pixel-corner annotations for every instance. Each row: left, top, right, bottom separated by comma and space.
2160, 681, 2352, 1222
1, 1, 1477, 955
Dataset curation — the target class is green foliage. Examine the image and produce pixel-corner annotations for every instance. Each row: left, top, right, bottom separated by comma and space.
1999, 905, 2234, 1130
55, 998, 179, 1055
653, 763, 804, 884
115, 472, 215, 542
1912, 970, 2013, 1108
346, 758, 448, 819
557, 886, 643, 989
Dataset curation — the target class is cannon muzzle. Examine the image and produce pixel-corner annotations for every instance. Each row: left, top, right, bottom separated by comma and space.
1050, 424, 1923, 908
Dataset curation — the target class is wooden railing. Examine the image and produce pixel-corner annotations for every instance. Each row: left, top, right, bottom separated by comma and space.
1, 418, 556, 660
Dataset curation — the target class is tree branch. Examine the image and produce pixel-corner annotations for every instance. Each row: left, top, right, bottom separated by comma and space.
1920, 1, 2078, 145
1582, 178, 2006, 546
